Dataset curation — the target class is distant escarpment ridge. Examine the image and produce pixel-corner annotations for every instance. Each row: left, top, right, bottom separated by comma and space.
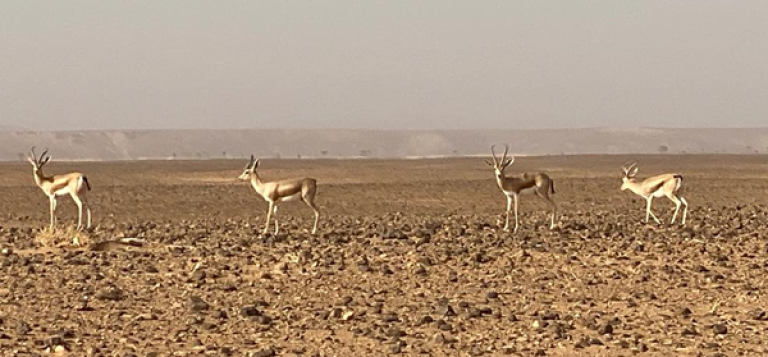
0, 128, 767, 161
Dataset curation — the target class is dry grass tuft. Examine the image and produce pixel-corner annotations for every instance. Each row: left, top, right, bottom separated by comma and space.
35, 227, 92, 248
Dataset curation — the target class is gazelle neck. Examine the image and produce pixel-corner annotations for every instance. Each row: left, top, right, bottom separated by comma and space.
249, 171, 268, 196
32, 168, 50, 187
495, 168, 509, 188
624, 179, 649, 196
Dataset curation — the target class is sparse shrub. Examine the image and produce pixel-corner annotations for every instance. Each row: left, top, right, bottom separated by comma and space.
35, 227, 92, 248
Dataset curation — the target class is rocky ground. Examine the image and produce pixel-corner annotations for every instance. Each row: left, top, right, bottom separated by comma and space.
1, 155, 767, 356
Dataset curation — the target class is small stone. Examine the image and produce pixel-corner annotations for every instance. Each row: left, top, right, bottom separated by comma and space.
487, 291, 498, 299
388, 343, 402, 354
386, 328, 406, 338
713, 324, 728, 335
417, 315, 434, 325
54, 345, 67, 354
250, 348, 275, 357
189, 296, 209, 312
190, 270, 206, 282
468, 346, 484, 356
598, 323, 614, 335
240, 306, 261, 317
16, 321, 31, 335
437, 304, 456, 317
96, 287, 124, 301
750, 310, 767, 321
679, 307, 692, 317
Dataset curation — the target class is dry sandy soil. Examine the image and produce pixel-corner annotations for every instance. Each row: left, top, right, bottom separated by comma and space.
1, 155, 768, 357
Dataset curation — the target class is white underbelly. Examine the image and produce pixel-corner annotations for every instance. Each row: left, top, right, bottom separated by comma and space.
651, 188, 666, 198
508, 187, 537, 196
278, 193, 302, 202
54, 187, 71, 196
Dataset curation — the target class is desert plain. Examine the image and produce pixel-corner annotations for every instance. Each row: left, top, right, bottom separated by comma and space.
1, 155, 768, 356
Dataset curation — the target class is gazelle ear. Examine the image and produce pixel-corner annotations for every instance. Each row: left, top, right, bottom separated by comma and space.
252, 158, 260, 169
484, 159, 494, 166
502, 158, 514, 167
41, 156, 51, 165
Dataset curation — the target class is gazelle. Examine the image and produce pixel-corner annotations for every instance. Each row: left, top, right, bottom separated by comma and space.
238, 156, 320, 235
621, 162, 689, 225
485, 144, 557, 232
27, 147, 92, 230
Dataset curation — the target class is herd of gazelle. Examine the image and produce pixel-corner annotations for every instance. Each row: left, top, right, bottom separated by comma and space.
26, 145, 689, 233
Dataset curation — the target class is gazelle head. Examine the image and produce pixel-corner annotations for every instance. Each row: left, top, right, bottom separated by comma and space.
620, 162, 639, 191
238, 155, 260, 180
484, 144, 515, 178
26, 147, 51, 173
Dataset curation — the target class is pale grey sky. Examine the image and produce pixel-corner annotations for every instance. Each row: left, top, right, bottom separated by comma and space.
1, 1, 767, 131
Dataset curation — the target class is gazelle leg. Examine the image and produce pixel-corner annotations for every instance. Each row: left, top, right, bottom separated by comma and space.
86, 203, 92, 229
668, 195, 682, 224
263, 201, 274, 234
645, 197, 661, 224
72, 194, 84, 230
503, 196, 512, 231
537, 189, 557, 230
513, 194, 520, 233
680, 197, 689, 225
548, 199, 557, 229
49, 197, 57, 230
273, 204, 279, 234
305, 200, 320, 235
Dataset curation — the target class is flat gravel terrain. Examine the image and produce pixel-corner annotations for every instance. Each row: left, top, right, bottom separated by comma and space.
1, 155, 767, 357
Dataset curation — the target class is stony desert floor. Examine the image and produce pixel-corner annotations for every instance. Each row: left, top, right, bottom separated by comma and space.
1, 155, 768, 357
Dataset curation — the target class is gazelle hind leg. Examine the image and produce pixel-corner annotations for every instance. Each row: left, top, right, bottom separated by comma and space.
536, 187, 557, 229
680, 196, 689, 225
302, 181, 320, 234
304, 197, 320, 234
72, 195, 85, 230
667, 195, 682, 224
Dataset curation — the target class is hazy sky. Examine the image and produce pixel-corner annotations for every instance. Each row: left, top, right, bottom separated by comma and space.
1, 1, 767, 131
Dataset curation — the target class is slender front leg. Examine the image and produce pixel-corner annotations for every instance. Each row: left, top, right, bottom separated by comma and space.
645, 197, 661, 224
263, 201, 274, 234
49, 197, 57, 230
503, 195, 512, 231
273, 204, 279, 235
513, 194, 520, 233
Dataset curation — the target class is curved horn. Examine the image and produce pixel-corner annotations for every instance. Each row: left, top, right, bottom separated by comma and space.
490, 145, 499, 165
245, 155, 255, 169
622, 162, 638, 177
30, 146, 37, 160
501, 144, 509, 164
